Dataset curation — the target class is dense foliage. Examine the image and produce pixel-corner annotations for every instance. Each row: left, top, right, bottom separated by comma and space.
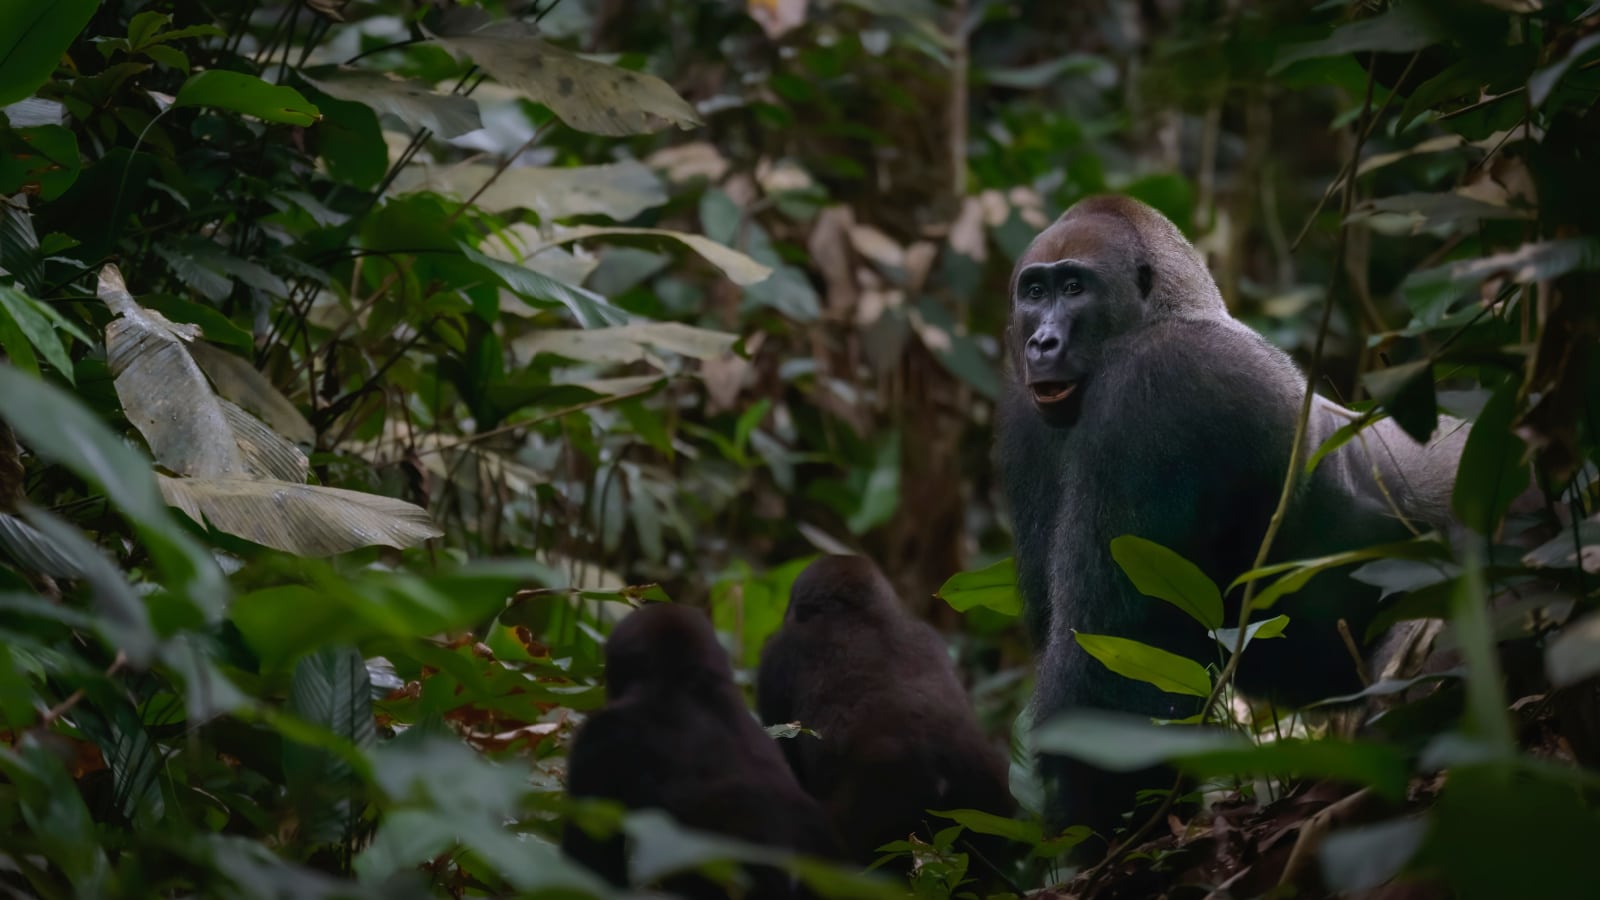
0, 0, 1597, 897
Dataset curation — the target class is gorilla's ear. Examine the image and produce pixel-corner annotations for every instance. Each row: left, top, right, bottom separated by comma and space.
1136, 263, 1154, 299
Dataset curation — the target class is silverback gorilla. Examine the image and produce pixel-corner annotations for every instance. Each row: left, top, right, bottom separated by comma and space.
997, 196, 1465, 838
563, 603, 840, 898
757, 556, 1016, 866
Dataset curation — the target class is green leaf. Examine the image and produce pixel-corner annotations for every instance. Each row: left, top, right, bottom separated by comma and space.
936, 557, 1020, 617
430, 22, 701, 136
1032, 709, 1245, 771
1451, 378, 1529, 534
0, 285, 74, 381
301, 67, 482, 138
174, 70, 320, 126
1451, 551, 1514, 756
1110, 535, 1223, 630
1228, 538, 1449, 611
1210, 614, 1289, 652
1273, 4, 1447, 72
0, 124, 81, 199
846, 430, 900, 535
1074, 633, 1211, 697
16, 505, 156, 665
1179, 738, 1411, 800
286, 646, 375, 844
0, 0, 99, 107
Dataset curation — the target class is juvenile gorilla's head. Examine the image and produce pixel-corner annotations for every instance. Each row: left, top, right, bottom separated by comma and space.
1008, 196, 1226, 427
604, 603, 732, 700
785, 555, 898, 624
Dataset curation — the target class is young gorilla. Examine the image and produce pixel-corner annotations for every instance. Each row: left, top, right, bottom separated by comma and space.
757, 555, 1016, 867
998, 196, 1465, 840
562, 603, 841, 898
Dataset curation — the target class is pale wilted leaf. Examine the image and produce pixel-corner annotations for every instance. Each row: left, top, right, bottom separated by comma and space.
302, 66, 481, 138
158, 476, 441, 557
514, 322, 739, 367
393, 159, 666, 220
99, 265, 247, 478
1547, 613, 1600, 688
188, 341, 315, 446
429, 22, 701, 137
534, 225, 772, 286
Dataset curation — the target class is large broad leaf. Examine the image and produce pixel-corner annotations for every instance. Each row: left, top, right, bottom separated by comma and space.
1451, 378, 1529, 534
1110, 535, 1224, 630
513, 321, 740, 367
0, 0, 98, 106
1319, 817, 1429, 894
187, 340, 315, 446
0, 284, 78, 382
1074, 633, 1211, 698
429, 21, 701, 136
1361, 360, 1438, 444
301, 67, 481, 138
936, 557, 1020, 616
394, 160, 667, 221
530, 225, 772, 287
174, 70, 319, 126
158, 476, 441, 557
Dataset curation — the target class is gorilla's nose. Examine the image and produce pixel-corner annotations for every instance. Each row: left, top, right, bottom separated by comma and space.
1026, 329, 1062, 365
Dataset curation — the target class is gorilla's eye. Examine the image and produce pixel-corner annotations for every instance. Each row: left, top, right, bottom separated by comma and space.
1025, 283, 1045, 300
1064, 280, 1084, 295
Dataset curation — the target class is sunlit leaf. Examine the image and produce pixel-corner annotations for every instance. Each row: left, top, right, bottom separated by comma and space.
1074, 633, 1211, 697
936, 556, 1020, 616
1110, 535, 1223, 630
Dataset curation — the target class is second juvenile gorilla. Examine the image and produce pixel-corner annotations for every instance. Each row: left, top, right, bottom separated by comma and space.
757, 555, 1016, 865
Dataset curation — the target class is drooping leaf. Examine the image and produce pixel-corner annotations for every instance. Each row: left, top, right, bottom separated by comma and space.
1110, 535, 1224, 630
1032, 709, 1245, 771
1074, 633, 1211, 697
1362, 360, 1438, 444
1446, 237, 1600, 286
0, 0, 99, 106
174, 70, 320, 125
17, 504, 155, 665
1229, 538, 1450, 611
158, 475, 442, 557
429, 21, 701, 136
461, 243, 628, 327
936, 557, 1020, 616
533, 225, 773, 286
187, 341, 315, 446
1273, 4, 1448, 72
301, 67, 482, 137
513, 321, 740, 367
1529, 32, 1600, 107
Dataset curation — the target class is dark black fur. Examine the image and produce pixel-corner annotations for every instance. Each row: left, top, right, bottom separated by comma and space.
998, 196, 1465, 840
562, 603, 841, 898
756, 555, 1017, 865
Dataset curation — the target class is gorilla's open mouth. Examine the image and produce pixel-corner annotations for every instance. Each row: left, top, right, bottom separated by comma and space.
1029, 381, 1078, 405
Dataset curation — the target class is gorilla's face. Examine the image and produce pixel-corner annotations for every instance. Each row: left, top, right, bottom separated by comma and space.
1010, 216, 1149, 428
